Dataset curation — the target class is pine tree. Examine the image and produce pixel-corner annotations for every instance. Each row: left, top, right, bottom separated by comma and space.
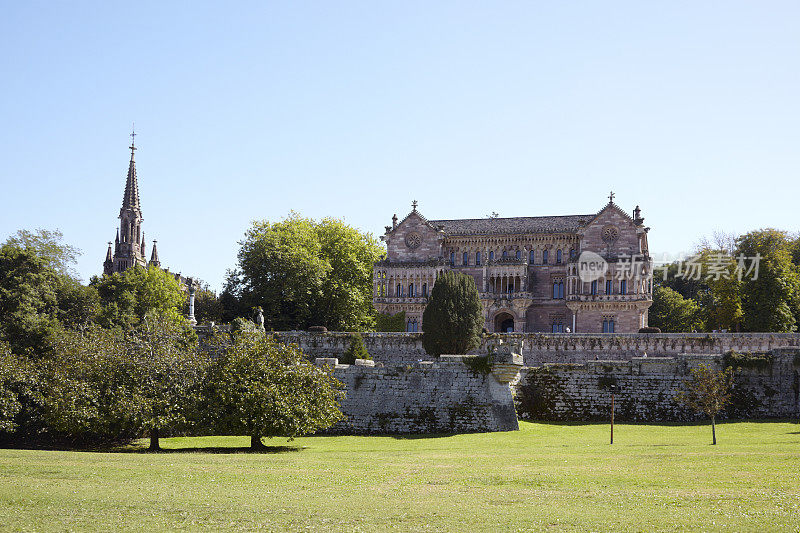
340, 333, 371, 364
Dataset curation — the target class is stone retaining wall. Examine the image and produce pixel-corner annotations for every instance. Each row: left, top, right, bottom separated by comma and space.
317, 348, 522, 434
514, 349, 800, 422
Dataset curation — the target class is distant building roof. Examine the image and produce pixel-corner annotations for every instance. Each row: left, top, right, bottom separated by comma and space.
429, 214, 593, 236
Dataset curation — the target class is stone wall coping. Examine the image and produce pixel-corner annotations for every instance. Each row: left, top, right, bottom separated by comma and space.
439, 354, 482, 363
354, 359, 375, 366
275, 331, 800, 340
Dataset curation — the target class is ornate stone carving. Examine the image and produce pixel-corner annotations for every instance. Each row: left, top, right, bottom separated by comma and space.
602, 224, 619, 244
405, 231, 422, 249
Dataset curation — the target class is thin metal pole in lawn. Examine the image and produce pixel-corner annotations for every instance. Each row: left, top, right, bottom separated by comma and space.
609, 384, 619, 444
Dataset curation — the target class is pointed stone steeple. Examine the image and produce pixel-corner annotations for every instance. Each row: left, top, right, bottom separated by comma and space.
149, 240, 160, 267
121, 129, 141, 217
104, 127, 149, 274
103, 242, 114, 275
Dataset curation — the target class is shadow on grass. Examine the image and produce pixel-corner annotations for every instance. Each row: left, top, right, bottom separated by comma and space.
527, 418, 799, 427
317, 431, 460, 440
118, 445, 303, 454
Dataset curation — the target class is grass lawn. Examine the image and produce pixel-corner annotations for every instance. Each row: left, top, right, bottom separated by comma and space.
1, 421, 799, 532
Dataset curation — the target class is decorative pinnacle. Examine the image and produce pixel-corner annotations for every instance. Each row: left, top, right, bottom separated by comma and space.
412, 200, 418, 211
608, 191, 615, 203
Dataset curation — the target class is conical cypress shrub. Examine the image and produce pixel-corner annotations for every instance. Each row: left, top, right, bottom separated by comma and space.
422, 271, 483, 356
340, 333, 371, 364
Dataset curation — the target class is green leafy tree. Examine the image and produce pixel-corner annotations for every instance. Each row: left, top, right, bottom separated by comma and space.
653, 261, 707, 301
41, 327, 138, 442
228, 212, 384, 331
41, 315, 204, 447
124, 313, 207, 450
375, 311, 406, 332
421, 271, 483, 356
3, 228, 81, 279
92, 265, 185, 330
0, 245, 61, 354
692, 248, 744, 332
649, 286, 704, 333
736, 229, 800, 332
676, 363, 734, 445
340, 333, 371, 364
0, 244, 96, 355
0, 342, 32, 433
193, 285, 224, 324
201, 331, 344, 449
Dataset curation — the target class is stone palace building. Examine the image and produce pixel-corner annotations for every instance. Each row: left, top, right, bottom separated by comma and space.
373, 196, 653, 333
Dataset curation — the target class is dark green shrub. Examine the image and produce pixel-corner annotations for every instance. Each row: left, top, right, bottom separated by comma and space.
231, 317, 257, 334
375, 311, 406, 332
598, 375, 618, 389
723, 351, 773, 370
422, 271, 483, 356
463, 355, 491, 376
340, 333, 371, 365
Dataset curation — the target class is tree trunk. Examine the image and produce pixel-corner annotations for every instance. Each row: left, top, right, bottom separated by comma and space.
149, 428, 160, 451
251, 435, 266, 450
711, 416, 717, 445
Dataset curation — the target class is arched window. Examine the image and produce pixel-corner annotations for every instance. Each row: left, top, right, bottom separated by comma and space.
529, 250, 535, 263
489, 251, 495, 261
449, 252, 455, 266
542, 250, 549, 265
515, 250, 521, 260
606, 280, 613, 295
569, 248, 576, 260
591, 280, 598, 296
463, 252, 468, 266
553, 282, 564, 299
620, 279, 627, 294
475, 251, 481, 266
409, 283, 415, 297
396, 284, 402, 297
502, 250, 508, 259
422, 283, 428, 297
556, 249, 562, 264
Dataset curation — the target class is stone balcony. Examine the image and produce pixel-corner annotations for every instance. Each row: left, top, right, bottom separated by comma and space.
374, 296, 429, 304
480, 291, 533, 300
566, 293, 652, 302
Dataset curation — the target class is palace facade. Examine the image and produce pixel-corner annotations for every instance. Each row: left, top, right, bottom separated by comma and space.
373, 197, 653, 333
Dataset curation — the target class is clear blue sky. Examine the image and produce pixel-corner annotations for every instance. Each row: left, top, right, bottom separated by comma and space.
1, 2, 798, 291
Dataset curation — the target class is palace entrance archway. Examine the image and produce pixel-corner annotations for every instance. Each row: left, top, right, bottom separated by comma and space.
494, 312, 515, 333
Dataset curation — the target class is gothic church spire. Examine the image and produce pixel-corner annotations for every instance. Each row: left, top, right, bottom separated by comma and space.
104, 127, 148, 274
121, 127, 141, 216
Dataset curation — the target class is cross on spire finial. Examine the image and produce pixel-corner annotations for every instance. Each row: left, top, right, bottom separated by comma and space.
608, 190, 615, 203
412, 200, 418, 211
129, 123, 137, 153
